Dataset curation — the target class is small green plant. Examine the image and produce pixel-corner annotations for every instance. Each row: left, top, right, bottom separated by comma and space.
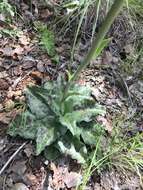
107, 129, 143, 183
8, 77, 105, 163
8, 0, 125, 163
34, 22, 59, 63
127, 0, 143, 18
79, 116, 143, 189
120, 47, 143, 76
0, 0, 14, 20
0, 28, 22, 38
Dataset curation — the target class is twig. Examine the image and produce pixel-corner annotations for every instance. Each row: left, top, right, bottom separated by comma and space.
2, 175, 6, 190
40, 167, 47, 190
0, 142, 27, 176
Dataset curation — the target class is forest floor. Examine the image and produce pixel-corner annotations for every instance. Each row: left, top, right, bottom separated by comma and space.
0, 1, 143, 190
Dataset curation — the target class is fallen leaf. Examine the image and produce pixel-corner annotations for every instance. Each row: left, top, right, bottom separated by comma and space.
10, 161, 27, 176
37, 61, 45, 72
102, 51, 113, 65
124, 44, 134, 55
25, 173, 37, 185
0, 137, 7, 151
97, 116, 112, 133
0, 79, 9, 90
0, 109, 20, 124
0, 71, 8, 79
40, 9, 52, 19
91, 88, 101, 100
19, 35, 30, 46
13, 90, 22, 97
50, 163, 82, 189
22, 56, 36, 69
64, 172, 82, 188
0, 47, 13, 57
50, 163, 67, 189
4, 99, 15, 111
11, 183, 29, 190
12, 66, 22, 76
24, 144, 34, 157
30, 71, 43, 83
0, 45, 24, 60
0, 103, 4, 111
13, 46, 24, 57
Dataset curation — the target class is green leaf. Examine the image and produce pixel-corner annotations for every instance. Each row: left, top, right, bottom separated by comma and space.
26, 86, 55, 117
8, 111, 37, 139
26, 87, 50, 119
65, 85, 93, 106
55, 132, 87, 164
57, 141, 85, 164
36, 126, 57, 155
63, 85, 93, 113
60, 106, 106, 136
80, 124, 105, 145
93, 38, 112, 58
44, 145, 61, 160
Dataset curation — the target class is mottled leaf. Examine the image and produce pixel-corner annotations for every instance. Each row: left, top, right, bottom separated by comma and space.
60, 106, 106, 135
44, 145, 61, 160
57, 140, 86, 164
36, 126, 57, 155
8, 111, 37, 139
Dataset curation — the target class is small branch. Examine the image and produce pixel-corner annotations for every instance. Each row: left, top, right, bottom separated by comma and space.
0, 142, 27, 176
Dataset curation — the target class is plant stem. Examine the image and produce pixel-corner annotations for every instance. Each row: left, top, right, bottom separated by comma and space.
72, 0, 124, 82
63, 0, 124, 99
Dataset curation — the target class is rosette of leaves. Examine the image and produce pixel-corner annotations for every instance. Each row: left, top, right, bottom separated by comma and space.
8, 77, 106, 163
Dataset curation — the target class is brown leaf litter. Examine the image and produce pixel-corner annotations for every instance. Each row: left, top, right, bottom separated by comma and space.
49, 163, 82, 189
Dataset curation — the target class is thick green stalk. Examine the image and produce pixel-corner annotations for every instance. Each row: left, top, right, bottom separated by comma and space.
63, 0, 125, 99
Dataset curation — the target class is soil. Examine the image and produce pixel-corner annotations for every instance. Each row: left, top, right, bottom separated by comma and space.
0, 1, 143, 190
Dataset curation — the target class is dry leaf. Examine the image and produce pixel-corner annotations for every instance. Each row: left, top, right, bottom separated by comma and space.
19, 35, 30, 46
0, 71, 8, 79
13, 46, 24, 56
0, 109, 20, 124
0, 79, 9, 90
10, 161, 27, 176
102, 51, 113, 65
50, 163, 82, 189
40, 9, 52, 19
22, 56, 36, 69
37, 61, 45, 72
0, 45, 24, 59
50, 163, 66, 189
12, 183, 29, 190
0, 47, 13, 57
64, 172, 82, 188
4, 99, 15, 111
24, 144, 34, 157
97, 116, 112, 133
